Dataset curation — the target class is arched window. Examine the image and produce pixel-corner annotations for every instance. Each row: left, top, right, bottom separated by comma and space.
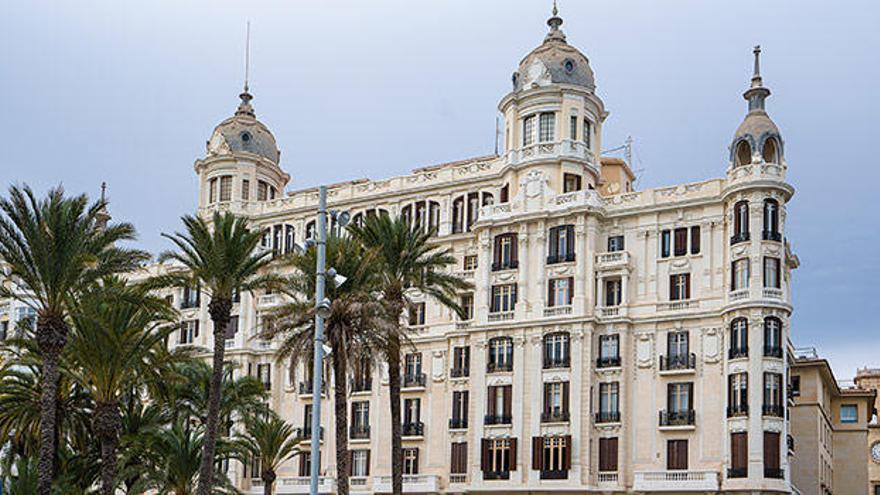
482, 192, 495, 207
305, 221, 316, 240
487, 337, 514, 372
730, 318, 748, 358
452, 197, 465, 234
732, 201, 750, 244
763, 199, 780, 241
764, 317, 782, 357
735, 140, 752, 167
543, 332, 570, 368
762, 137, 779, 164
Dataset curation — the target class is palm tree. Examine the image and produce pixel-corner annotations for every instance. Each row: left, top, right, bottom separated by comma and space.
66, 278, 177, 495
158, 211, 281, 495
263, 235, 386, 495
349, 215, 471, 495
234, 411, 302, 495
0, 185, 148, 493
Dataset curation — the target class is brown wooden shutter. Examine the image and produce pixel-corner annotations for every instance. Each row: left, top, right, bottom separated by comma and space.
566, 225, 575, 256
669, 275, 676, 300
493, 236, 502, 266
690, 226, 700, 254
547, 280, 555, 307
764, 432, 780, 469
684, 274, 691, 299
366, 450, 371, 476
563, 435, 572, 470
687, 383, 694, 410
509, 438, 517, 471
511, 234, 518, 265
599, 437, 618, 472
542, 384, 551, 415
463, 392, 469, 424
548, 228, 558, 259
480, 439, 490, 472
731, 433, 747, 470
532, 436, 543, 470
487, 386, 496, 416
563, 382, 570, 415
667, 440, 688, 470
503, 386, 512, 416
567, 277, 574, 304
414, 448, 420, 474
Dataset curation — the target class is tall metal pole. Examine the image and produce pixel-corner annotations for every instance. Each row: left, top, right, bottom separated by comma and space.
309, 186, 327, 495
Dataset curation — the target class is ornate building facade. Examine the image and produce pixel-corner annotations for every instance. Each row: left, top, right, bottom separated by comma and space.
155, 8, 801, 495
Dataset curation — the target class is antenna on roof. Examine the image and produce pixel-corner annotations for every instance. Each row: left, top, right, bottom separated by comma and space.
244, 20, 251, 93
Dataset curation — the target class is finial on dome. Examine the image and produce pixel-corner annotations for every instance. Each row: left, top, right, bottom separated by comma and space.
236, 21, 256, 117
751, 45, 763, 88
96, 182, 111, 229
545, 0, 566, 42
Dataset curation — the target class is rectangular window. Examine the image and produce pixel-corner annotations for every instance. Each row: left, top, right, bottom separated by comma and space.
463, 255, 478, 271
208, 177, 217, 203
548, 225, 575, 263
182, 285, 200, 309
607, 235, 624, 252
583, 119, 592, 149
257, 363, 271, 390
840, 404, 858, 423
538, 112, 555, 143
673, 228, 688, 256
219, 176, 232, 202
241, 179, 250, 200
452, 346, 470, 377
669, 274, 691, 301
460, 293, 474, 321
763, 372, 783, 416
732, 259, 750, 291
599, 437, 618, 472
490, 284, 517, 313
543, 333, 570, 368
451, 442, 468, 474
486, 385, 512, 422
351, 450, 370, 477
451, 391, 469, 428
599, 335, 620, 361
408, 302, 426, 326
728, 373, 749, 415
690, 226, 701, 254
667, 383, 693, 412
493, 233, 518, 270
405, 353, 422, 377
667, 331, 689, 357
539, 436, 569, 474
563, 173, 582, 193
404, 398, 421, 425
542, 382, 569, 418
763, 257, 780, 289
599, 382, 619, 416
763, 432, 781, 477
569, 115, 578, 140
667, 440, 688, 470
523, 116, 536, 146
482, 438, 514, 477
730, 432, 748, 477
790, 376, 800, 397
604, 278, 622, 306
660, 229, 671, 258
179, 320, 199, 345
224, 315, 239, 339
548, 277, 573, 307
403, 448, 419, 475
352, 401, 370, 430
487, 339, 514, 371
257, 180, 269, 201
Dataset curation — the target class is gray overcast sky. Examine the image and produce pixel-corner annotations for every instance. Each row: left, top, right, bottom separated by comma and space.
1, 0, 878, 379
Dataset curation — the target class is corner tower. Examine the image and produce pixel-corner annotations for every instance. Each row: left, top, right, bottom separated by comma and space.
497, 2, 606, 196
194, 86, 290, 215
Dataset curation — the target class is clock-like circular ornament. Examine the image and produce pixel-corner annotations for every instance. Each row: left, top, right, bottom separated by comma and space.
871, 441, 880, 464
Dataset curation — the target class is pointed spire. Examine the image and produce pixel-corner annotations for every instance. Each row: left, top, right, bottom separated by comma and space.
96, 182, 111, 229
545, 0, 566, 43
236, 21, 256, 117
743, 44, 771, 113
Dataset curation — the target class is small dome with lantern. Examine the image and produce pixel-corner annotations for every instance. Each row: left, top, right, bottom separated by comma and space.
206, 87, 281, 164
730, 46, 784, 167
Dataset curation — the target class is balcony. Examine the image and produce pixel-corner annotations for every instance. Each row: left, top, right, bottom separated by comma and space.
257, 293, 281, 308
659, 353, 696, 372
728, 289, 750, 302
180, 299, 200, 310
597, 472, 619, 484
728, 347, 749, 360
487, 311, 515, 322
298, 381, 326, 396
659, 409, 695, 427
764, 345, 783, 358
546, 252, 576, 265
597, 306, 623, 318
295, 426, 324, 440
373, 474, 439, 493
762, 288, 783, 300
726, 404, 749, 418
274, 476, 336, 494
762, 404, 785, 418
449, 474, 467, 484
486, 361, 513, 373
596, 251, 630, 270
597, 356, 622, 368
543, 356, 570, 369
656, 300, 699, 312
762, 230, 782, 242
351, 380, 371, 393
541, 411, 570, 423
727, 467, 747, 479
448, 418, 468, 430
633, 470, 719, 491
543, 305, 572, 317
482, 470, 510, 481
764, 467, 784, 479
491, 260, 518, 272
402, 421, 424, 437
504, 139, 596, 168
730, 232, 750, 245
350, 424, 370, 440
402, 373, 426, 389
450, 367, 469, 378
540, 469, 568, 480
484, 414, 512, 426
595, 411, 620, 424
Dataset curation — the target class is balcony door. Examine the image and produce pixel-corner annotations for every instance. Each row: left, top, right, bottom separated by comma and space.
666, 440, 688, 470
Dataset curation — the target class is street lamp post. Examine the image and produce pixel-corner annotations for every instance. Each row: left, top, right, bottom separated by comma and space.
309, 186, 328, 495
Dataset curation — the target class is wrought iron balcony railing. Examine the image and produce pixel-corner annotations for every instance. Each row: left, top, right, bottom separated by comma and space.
659, 409, 695, 427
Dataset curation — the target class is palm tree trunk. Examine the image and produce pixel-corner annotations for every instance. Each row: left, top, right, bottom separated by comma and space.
386, 334, 403, 495
196, 298, 232, 495
36, 314, 69, 495
332, 353, 350, 495
94, 401, 121, 495
262, 471, 275, 495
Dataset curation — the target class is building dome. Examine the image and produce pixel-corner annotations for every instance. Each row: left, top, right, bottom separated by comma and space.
730, 46, 783, 167
512, 6, 595, 92
206, 90, 280, 164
